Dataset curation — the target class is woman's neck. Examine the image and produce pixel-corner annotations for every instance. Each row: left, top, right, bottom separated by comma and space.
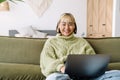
56, 33, 75, 40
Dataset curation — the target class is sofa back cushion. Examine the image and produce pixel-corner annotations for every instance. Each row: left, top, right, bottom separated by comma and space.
0, 36, 46, 65
1, 36, 120, 65
85, 37, 120, 63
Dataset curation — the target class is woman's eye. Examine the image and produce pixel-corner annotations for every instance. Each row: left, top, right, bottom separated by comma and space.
68, 23, 73, 26
62, 24, 66, 26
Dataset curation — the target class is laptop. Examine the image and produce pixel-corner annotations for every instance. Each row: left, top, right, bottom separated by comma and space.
65, 54, 110, 80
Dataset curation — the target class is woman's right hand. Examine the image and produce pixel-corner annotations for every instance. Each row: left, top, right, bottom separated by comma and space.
60, 66, 65, 73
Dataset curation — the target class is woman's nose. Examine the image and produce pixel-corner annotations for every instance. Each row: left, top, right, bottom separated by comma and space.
65, 24, 69, 29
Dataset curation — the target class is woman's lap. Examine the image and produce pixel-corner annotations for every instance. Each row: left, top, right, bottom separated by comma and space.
46, 70, 120, 80
46, 72, 71, 80
94, 70, 120, 80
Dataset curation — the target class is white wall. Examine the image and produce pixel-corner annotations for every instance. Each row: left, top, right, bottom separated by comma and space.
113, 0, 120, 37
0, 0, 87, 36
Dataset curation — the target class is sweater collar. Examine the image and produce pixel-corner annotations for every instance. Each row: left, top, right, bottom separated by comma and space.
56, 33, 76, 40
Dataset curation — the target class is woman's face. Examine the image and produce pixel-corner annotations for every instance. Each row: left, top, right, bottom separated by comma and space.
58, 20, 75, 36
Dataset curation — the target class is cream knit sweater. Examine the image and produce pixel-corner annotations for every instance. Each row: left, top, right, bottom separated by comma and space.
40, 34, 95, 76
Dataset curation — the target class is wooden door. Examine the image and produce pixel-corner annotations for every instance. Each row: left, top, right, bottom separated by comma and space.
87, 0, 113, 38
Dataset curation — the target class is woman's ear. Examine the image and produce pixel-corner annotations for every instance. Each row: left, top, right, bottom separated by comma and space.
57, 27, 60, 33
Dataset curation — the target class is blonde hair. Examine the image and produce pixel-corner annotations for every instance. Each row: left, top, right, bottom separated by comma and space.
56, 13, 77, 34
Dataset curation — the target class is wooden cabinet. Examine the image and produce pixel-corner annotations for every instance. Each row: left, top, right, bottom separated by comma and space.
87, 0, 113, 38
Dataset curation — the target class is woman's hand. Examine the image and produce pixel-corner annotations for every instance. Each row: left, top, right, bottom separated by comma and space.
60, 66, 65, 73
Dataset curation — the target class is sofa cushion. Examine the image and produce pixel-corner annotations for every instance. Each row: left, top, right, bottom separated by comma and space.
0, 36, 47, 65
108, 63, 120, 70
0, 63, 45, 80
85, 37, 120, 63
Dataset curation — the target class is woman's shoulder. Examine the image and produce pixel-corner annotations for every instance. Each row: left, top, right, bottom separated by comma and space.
75, 37, 88, 43
76, 37, 86, 41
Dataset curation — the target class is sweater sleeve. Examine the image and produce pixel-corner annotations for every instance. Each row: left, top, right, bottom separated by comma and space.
40, 39, 65, 77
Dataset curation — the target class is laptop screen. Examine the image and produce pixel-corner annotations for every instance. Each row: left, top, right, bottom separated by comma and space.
65, 54, 110, 79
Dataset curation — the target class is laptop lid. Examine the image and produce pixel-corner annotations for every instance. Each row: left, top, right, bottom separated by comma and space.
65, 54, 110, 79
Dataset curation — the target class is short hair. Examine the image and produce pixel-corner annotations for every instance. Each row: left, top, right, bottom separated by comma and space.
56, 13, 77, 34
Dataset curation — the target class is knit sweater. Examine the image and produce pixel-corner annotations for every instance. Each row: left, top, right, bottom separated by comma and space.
40, 34, 96, 77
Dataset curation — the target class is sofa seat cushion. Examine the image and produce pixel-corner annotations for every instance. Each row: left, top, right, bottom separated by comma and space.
108, 63, 120, 70
0, 63, 45, 80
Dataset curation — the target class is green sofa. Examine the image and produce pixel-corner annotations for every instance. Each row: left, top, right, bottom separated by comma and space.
0, 36, 120, 80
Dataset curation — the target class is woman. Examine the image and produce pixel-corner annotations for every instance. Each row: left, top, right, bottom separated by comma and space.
40, 13, 120, 80
40, 13, 95, 80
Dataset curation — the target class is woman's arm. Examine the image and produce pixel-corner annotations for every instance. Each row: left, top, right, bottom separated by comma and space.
40, 39, 65, 76
82, 38, 96, 54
